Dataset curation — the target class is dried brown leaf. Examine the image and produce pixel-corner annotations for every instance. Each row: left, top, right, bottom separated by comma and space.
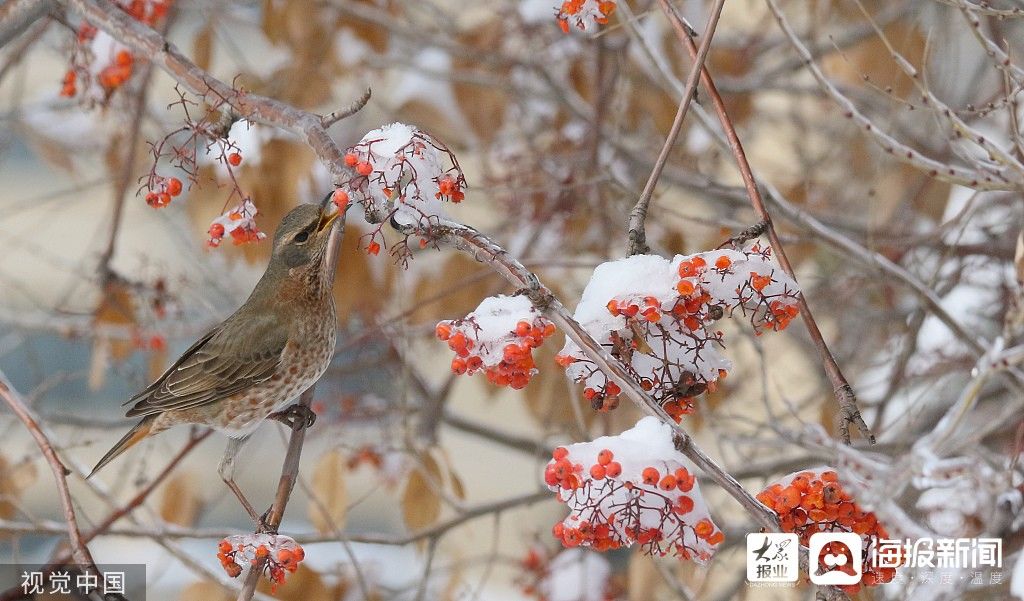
309, 449, 349, 534
158, 472, 204, 527
401, 452, 442, 531
0, 455, 37, 519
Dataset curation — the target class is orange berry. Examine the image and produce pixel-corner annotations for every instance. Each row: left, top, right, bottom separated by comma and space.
218, 540, 232, 553
332, 189, 349, 208
597, 449, 613, 465
166, 177, 182, 196
605, 461, 621, 477
227, 152, 242, 166
694, 519, 714, 539
659, 475, 677, 490
344, 152, 358, 166
158, 192, 171, 207
209, 223, 225, 238
590, 464, 606, 479
714, 255, 731, 269
676, 280, 695, 295
641, 467, 660, 485
115, 50, 133, 67
356, 161, 373, 176
675, 495, 695, 514
367, 241, 381, 255
552, 447, 569, 460
779, 486, 801, 511
255, 545, 268, 558
435, 323, 452, 340
515, 321, 531, 337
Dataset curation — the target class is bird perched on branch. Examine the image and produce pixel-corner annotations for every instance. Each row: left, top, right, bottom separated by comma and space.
89, 196, 341, 521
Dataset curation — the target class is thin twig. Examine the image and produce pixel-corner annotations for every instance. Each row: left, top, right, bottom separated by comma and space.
657, 0, 874, 444
322, 87, 372, 128
0, 376, 96, 570
627, 0, 724, 255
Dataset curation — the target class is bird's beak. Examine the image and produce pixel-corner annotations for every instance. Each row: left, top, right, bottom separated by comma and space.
316, 201, 340, 234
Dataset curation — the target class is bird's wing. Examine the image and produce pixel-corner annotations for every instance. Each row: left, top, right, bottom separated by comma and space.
124, 314, 289, 417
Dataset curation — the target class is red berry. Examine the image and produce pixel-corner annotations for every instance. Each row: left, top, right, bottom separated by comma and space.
605, 461, 621, 477
552, 447, 569, 460
356, 161, 373, 176
641, 467, 660, 485
227, 152, 242, 166
344, 152, 358, 166
166, 177, 182, 196
367, 241, 381, 255
590, 464, 606, 479
597, 449, 613, 465
659, 475, 677, 490
332, 189, 349, 208
158, 193, 171, 207
209, 223, 225, 238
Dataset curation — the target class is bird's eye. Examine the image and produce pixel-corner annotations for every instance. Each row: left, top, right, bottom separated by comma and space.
294, 230, 310, 243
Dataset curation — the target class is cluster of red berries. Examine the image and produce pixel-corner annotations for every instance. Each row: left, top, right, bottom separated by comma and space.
344, 152, 374, 177
768, 299, 800, 331
97, 50, 134, 92
436, 317, 556, 389
557, 0, 617, 32
217, 537, 304, 591
557, 285, 726, 419
546, 447, 723, 560
61, 1, 170, 98
207, 203, 264, 248
757, 470, 897, 591
435, 174, 465, 203
144, 176, 183, 208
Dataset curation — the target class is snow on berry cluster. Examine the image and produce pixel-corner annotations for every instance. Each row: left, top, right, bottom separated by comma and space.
757, 468, 897, 592
60, 1, 171, 100
143, 175, 183, 208
341, 123, 466, 246
206, 198, 266, 248
545, 417, 724, 561
556, 0, 617, 33
217, 534, 305, 590
555, 247, 799, 419
436, 295, 556, 389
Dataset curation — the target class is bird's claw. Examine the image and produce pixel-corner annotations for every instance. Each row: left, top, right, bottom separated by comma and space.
269, 403, 317, 431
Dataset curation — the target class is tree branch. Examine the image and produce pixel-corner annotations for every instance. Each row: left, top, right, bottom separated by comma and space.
626, 0, 724, 256
657, 0, 874, 444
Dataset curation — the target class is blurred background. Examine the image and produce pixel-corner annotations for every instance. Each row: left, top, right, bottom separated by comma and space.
0, 0, 1022, 599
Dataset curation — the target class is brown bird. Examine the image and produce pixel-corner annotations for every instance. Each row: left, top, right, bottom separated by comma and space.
89, 198, 341, 519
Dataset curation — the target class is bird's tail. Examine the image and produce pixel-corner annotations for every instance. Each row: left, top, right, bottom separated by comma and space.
87, 417, 153, 478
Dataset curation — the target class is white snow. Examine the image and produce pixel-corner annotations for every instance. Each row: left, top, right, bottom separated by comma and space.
546, 416, 723, 562
539, 549, 611, 601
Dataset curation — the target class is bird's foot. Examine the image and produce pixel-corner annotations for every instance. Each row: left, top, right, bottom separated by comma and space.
269, 403, 317, 431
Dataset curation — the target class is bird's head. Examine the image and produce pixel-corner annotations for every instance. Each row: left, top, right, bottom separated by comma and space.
270, 198, 341, 271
